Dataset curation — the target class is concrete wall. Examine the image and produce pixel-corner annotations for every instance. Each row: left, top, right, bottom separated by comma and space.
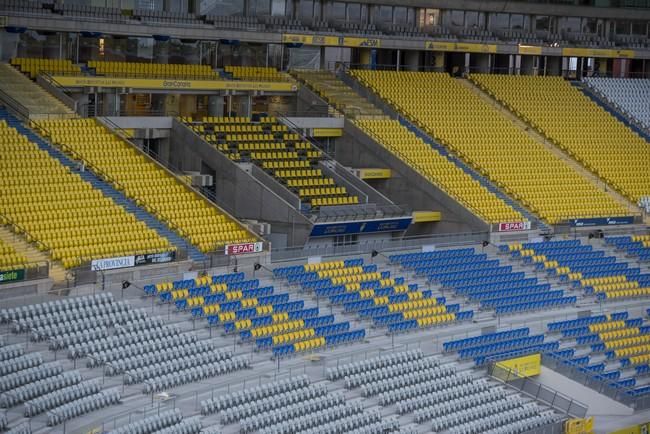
169, 119, 312, 247
340, 120, 489, 234
285, 117, 345, 130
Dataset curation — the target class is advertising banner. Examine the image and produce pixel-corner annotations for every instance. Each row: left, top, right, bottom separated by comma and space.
570, 216, 634, 227
225, 242, 264, 256
0, 269, 25, 284
498, 221, 532, 232
91, 256, 135, 271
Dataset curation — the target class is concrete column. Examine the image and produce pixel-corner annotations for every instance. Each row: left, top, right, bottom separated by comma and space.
404, 50, 419, 71
208, 95, 224, 117
520, 55, 535, 75
473, 53, 490, 73
546, 56, 562, 76
153, 40, 169, 64
359, 48, 371, 67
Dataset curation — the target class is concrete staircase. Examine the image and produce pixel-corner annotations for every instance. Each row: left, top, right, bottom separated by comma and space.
0, 225, 66, 283
0, 109, 207, 263
0, 63, 76, 119
461, 78, 641, 220
292, 70, 387, 119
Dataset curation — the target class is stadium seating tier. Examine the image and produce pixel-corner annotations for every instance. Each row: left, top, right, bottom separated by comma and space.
470, 74, 650, 206
37, 118, 256, 253
352, 70, 630, 224
0, 118, 172, 268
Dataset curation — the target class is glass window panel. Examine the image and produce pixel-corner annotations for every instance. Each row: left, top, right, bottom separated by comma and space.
298, 0, 313, 18
632, 20, 646, 35
491, 13, 509, 30
394, 7, 407, 24
271, 0, 285, 16
510, 14, 524, 29
465, 11, 478, 28
616, 20, 630, 34
535, 15, 549, 31
347, 3, 360, 21
331, 2, 346, 20
378, 6, 392, 22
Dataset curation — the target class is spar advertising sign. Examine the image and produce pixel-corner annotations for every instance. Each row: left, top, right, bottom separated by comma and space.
498, 221, 532, 232
224, 242, 264, 256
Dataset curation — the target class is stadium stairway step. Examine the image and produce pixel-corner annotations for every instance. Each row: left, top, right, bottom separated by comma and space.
0, 63, 75, 119
0, 225, 67, 283
460, 78, 641, 218
0, 109, 207, 263
339, 71, 546, 230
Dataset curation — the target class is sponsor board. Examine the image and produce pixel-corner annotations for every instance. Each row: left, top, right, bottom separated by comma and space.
135, 251, 176, 266
282, 34, 381, 48
562, 47, 635, 59
50, 76, 296, 92
310, 217, 412, 237
425, 41, 497, 53
498, 221, 532, 232
225, 242, 264, 256
0, 269, 25, 284
570, 216, 634, 227
496, 353, 541, 377
91, 256, 135, 271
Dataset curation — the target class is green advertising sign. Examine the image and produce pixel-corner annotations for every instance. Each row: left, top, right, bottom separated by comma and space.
0, 269, 25, 284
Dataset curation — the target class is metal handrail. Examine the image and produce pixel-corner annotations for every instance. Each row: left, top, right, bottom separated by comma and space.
488, 360, 589, 418
101, 116, 261, 242
273, 111, 372, 205
29, 118, 190, 263
541, 350, 646, 407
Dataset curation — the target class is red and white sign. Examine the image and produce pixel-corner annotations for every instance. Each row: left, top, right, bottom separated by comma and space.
225, 242, 264, 256
498, 221, 531, 232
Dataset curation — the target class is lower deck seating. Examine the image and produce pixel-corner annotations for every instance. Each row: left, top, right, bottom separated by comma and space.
0, 116, 172, 268
607, 235, 650, 262
505, 239, 650, 300
391, 248, 576, 314
37, 118, 255, 253
274, 258, 473, 333
0, 295, 131, 427
329, 350, 560, 433
1, 293, 249, 399
200, 375, 406, 434
444, 328, 556, 366
546, 312, 650, 397
144, 270, 365, 359
107, 409, 202, 434
184, 116, 359, 209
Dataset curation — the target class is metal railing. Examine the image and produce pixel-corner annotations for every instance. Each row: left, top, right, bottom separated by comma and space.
101, 116, 261, 243
270, 230, 488, 262
488, 361, 589, 418
541, 352, 650, 410
274, 111, 412, 221
37, 72, 79, 113
24, 117, 190, 270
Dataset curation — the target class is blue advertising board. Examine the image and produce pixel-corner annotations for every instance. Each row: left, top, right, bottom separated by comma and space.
310, 217, 412, 237
570, 216, 634, 227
